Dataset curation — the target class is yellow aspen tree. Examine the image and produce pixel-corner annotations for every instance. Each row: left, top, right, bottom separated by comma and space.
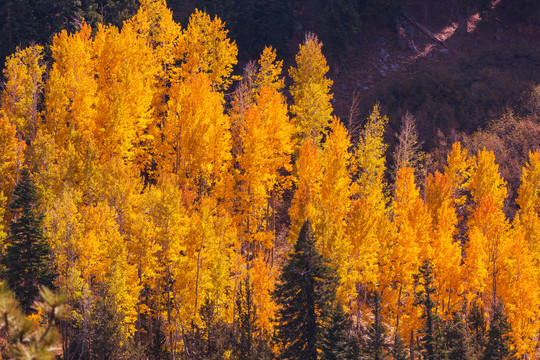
444, 142, 470, 206
142, 177, 189, 353
289, 33, 333, 143
1, 45, 45, 141
466, 148, 507, 209
347, 106, 390, 322
75, 203, 141, 337
126, 0, 184, 179
464, 148, 509, 308
128, 0, 181, 74
506, 151, 540, 356
169, 197, 237, 326
349, 106, 388, 268
385, 167, 430, 342
248, 255, 278, 336
514, 151, 540, 259
425, 171, 463, 318
44, 185, 86, 343
318, 119, 352, 298
353, 105, 388, 208
230, 46, 284, 164
500, 227, 540, 356
288, 138, 323, 243
95, 158, 161, 303
0, 112, 25, 203
234, 85, 293, 250
464, 196, 510, 309
45, 22, 96, 149
254, 46, 285, 92
178, 9, 238, 90
92, 22, 158, 162
161, 73, 232, 197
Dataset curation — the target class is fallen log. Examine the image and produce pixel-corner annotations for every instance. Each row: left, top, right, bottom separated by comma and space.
403, 13, 455, 53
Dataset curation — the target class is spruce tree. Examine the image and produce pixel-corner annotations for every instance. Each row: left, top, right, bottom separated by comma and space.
392, 334, 408, 360
482, 303, 517, 360
273, 220, 338, 360
1, 168, 55, 313
467, 301, 487, 358
235, 274, 256, 360
442, 312, 474, 360
321, 303, 356, 360
366, 291, 387, 360
413, 259, 443, 360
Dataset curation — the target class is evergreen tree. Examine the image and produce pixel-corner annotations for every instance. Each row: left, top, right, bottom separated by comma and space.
149, 315, 169, 360
413, 259, 443, 360
392, 334, 408, 360
366, 291, 387, 360
0, 282, 68, 359
235, 274, 256, 360
273, 220, 338, 360
482, 304, 517, 360
321, 303, 356, 360
1, 168, 55, 313
182, 297, 234, 359
467, 302, 487, 358
442, 312, 474, 360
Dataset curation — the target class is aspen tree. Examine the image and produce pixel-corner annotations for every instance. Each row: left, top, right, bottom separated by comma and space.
318, 119, 352, 298
384, 167, 430, 344
127, 0, 183, 178
348, 105, 389, 302
288, 138, 323, 243
92, 22, 158, 162
45, 23, 96, 149
234, 86, 293, 250
1, 45, 45, 141
179, 9, 238, 90
505, 151, 540, 354
426, 171, 463, 318
0, 112, 24, 203
162, 73, 231, 196
289, 33, 333, 143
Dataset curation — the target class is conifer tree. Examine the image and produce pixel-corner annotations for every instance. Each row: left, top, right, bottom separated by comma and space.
273, 220, 338, 360
235, 274, 256, 360
366, 291, 387, 360
321, 303, 356, 360
467, 302, 487, 359
482, 303, 517, 360
413, 259, 443, 360
392, 334, 408, 360
1, 168, 55, 312
442, 312, 474, 360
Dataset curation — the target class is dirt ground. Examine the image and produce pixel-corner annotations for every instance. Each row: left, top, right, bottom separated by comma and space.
329, 0, 540, 128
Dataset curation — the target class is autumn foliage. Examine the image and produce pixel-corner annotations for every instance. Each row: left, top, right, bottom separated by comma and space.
0, 0, 539, 358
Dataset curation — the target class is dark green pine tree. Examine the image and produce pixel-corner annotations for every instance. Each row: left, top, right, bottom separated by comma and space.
321, 303, 357, 360
235, 273, 256, 360
273, 220, 338, 360
149, 315, 169, 360
1, 168, 55, 313
392, 334, 408, 360
467, 301, 487, 359
441, 312, 474, 360
366, 291, 387, 360
482, 303, 517, 360
413, 259, 444, 360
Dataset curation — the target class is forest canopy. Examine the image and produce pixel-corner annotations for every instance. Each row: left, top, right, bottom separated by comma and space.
0, 0, 539, 359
